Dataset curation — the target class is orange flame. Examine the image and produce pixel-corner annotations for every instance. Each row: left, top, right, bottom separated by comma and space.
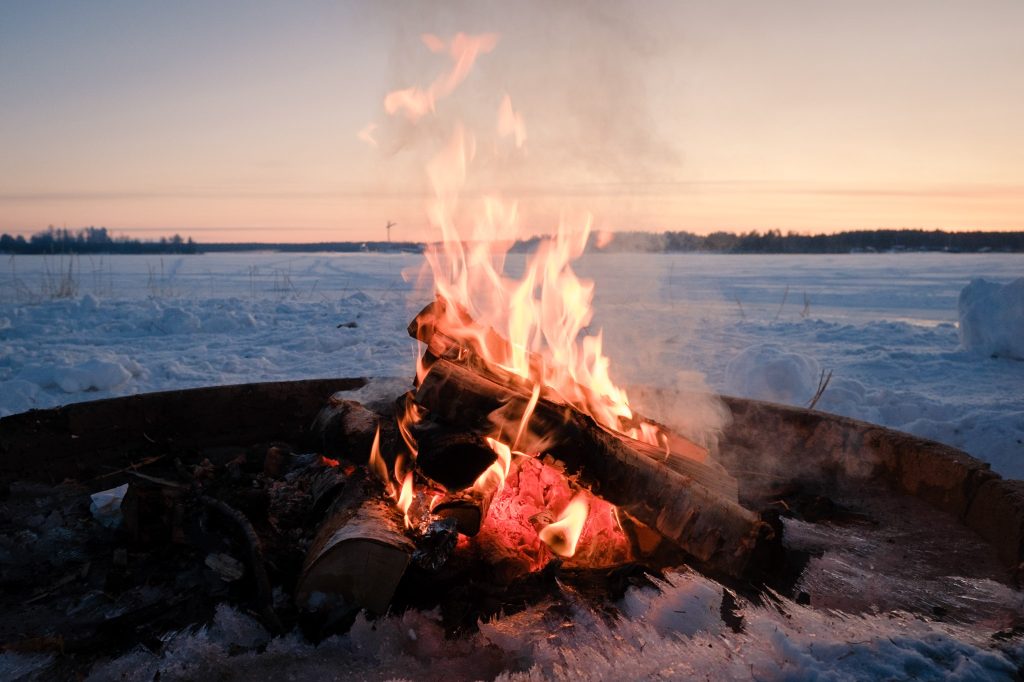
397, 471, 415, 528
497, 93, 526, 148
471, 437, 513, 498
397, 396, 425, 459
538, 495, 589, 558
512, 382, 541, 452
368, 424, 394, 498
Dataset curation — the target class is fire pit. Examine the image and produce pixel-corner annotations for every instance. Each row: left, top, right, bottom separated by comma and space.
1, 376, 1021, 678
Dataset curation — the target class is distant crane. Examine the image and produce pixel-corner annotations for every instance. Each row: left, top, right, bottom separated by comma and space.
385, 220, 396, 243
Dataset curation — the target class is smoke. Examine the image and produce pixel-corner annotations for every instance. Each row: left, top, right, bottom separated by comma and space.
368, 0, 682, 214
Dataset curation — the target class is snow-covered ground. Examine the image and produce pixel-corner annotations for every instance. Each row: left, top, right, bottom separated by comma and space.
2, 251, 1024, 679
2, 251, 1021, 477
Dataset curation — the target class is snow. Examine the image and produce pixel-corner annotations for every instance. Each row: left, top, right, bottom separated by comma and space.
74, 573, 1023, 681
724, 343, 822, 404
2, 251, 1024, 678
959, 277, 1024, 360
1, 252, 1023, 477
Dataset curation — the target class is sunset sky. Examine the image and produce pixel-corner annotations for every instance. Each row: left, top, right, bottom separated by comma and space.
2, 1, 1022, 242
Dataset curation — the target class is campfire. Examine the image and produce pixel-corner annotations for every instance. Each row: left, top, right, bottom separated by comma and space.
296, 290, 776, 621
293, 31, 777, 624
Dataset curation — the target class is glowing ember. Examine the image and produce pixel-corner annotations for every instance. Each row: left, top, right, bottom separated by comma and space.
538, 495, 589, 558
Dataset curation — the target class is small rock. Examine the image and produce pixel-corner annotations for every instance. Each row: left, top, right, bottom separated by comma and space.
205, 553, 246, 582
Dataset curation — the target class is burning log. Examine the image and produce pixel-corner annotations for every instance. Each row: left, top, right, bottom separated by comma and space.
414, 356, 775, 579
432, 454, 519, 536
296, 471, 414, 615
409, 299, 719, 476
432, 491, 490, 536
415, 428, 497, 491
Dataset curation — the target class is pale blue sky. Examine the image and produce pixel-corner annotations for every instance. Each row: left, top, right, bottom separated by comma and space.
2, 1, 1023, 241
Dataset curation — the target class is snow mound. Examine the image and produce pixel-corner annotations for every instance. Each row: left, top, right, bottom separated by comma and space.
157, 306, 202, 334
959, 278, 1024, 360
55, 359, 133, 393
725, 344, 821, 405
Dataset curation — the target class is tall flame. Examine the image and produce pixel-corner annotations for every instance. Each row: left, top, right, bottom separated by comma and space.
370, 32, 651, 562
388, 35, 657, 447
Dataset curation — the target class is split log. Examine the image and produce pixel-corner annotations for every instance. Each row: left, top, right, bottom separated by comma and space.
296, 471, 414, 615
414, 356, 774, 579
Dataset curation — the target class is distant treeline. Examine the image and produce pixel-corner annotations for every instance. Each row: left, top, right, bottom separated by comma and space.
0, 227, 198, 254
2, 226, 1022, 255
198, 241, 424, 254
582, 229, 1024, 254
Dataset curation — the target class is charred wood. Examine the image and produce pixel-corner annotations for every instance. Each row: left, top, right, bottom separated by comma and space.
311, 398, 380, 462
414, 428, 496, 491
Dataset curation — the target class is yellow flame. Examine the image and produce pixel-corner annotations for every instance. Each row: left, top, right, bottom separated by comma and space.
397, 471, 415, 528
497, 93, 526, 148
470, 437, 513, 499
368, 424, 395, 498
512, 382, 541, 451
538, 495, 589, 558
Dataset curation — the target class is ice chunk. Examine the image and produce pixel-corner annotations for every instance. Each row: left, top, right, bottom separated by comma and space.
90, 483, 129, 528
958, 278, 1024, 360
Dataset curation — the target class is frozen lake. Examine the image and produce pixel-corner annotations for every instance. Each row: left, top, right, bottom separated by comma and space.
1, 251, 1022, 476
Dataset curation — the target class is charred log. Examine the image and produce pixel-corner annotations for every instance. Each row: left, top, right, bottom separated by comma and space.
310, 398, 380, 462
414, 428, 497, 491
431, 456, 517, 536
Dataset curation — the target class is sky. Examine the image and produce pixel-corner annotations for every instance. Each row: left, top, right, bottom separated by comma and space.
1, 0, 1022, 243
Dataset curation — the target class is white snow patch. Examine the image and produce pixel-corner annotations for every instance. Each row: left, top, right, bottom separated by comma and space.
959, 278, 1024, 360
724, 343, 821, 404
55, 358, 133, 393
